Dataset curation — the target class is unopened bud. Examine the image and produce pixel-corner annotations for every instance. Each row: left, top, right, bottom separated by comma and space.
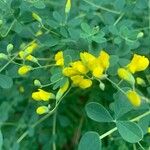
7, 43, 14, 54
137, 32, 144, 38
32, 12, 42, 23
0, 53, 8, 60
99, 81, 105, 91
34, 79, 42, 87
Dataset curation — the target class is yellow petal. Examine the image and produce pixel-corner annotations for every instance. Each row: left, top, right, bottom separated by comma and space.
126, 90, 141, 107
32, 92, 41, 101
18, 65, 32, 76
98, 50, 110, 70
36, 106, 49, 115
71, 61, 89, 74
56, 80, 69, 100
65, 0, 71, 14
127, 54, 149, 73
55, 51, 64, 66
79, 79, 92, 89
63, 67, 78, 77
118, 68, 135, 85
38, 89, 55, 101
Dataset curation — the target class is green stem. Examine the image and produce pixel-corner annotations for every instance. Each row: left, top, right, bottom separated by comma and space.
16, 86, 72, 143
106, 77, 126, 95
32, 64, 56, 70
99, 110, 150, 140
52, 111, 57, 150
113, 13, 125, 26
83, 0, 121, 14
1, 19, 16, 37
0, 53, 18, 73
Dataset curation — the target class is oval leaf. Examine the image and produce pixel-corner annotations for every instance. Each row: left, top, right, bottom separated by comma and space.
78, 131, 101, 150
116, 121, 143, 143
0, 74, 13, 89
85, 102, 113, 122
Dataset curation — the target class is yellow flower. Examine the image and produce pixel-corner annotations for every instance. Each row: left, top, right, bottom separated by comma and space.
126, 90, 141, 107
127, 54, 149, 74
56, 80, 70, 100
25, 41, 38, 54
32, 89, 55, 101
18, 65, 32, 76
92, 66, 104, 78
55, 51, 64, 66
79, 78, 92, 89
136, 77, 146, 86
98, 50, 110, 70
80, 52, 96, 70
71, 75, 92, 89
65, 0, 71, 14
63, 67, 78, 77
118, 68, 135, 85
80, 51, 110, 78
71, 61, 89, 74
36, 106, 49, 115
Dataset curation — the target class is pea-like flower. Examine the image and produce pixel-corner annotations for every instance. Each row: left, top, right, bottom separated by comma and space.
71, 75, 92, 89
118, 68, 135, 85
80, 50, 110, 78
18, 65, 32, 76
55, 51, 64, 66
126, 90, 141, 107
32, 89, 55, 101
127, 54, 149, 74
36, 106, 49, 115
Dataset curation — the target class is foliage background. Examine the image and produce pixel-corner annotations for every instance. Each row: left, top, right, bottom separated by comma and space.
0, 0, 150, 150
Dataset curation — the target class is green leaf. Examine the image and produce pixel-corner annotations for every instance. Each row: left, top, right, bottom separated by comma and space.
138, 114, 150, 135
113, 88, 133, 119
33, 1, 45, 9
78, 131, 101, 150
81, 23, 91, 33
0, 130, 3, 150
85, 102, 113, 122
0, 74, 13, 89
116, 121, 143, 143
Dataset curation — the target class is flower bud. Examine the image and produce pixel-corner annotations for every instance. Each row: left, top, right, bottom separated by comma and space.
137, 32, 144, 38
7, 43, 14, 54
118, 68, 135, 85
32, 12, 42, 23
36, 106, 49, 115
0, 53, 8, 60
99, 81, 105, 91
34, 79, 42, 87
136, 77, 146, 87
18, 65, 32, 76
65, 0, 71, 14
126, 90, 141, 107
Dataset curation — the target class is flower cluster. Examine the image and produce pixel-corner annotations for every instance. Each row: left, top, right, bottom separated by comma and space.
61, 50, 110, 89
117, 54, 149, 106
